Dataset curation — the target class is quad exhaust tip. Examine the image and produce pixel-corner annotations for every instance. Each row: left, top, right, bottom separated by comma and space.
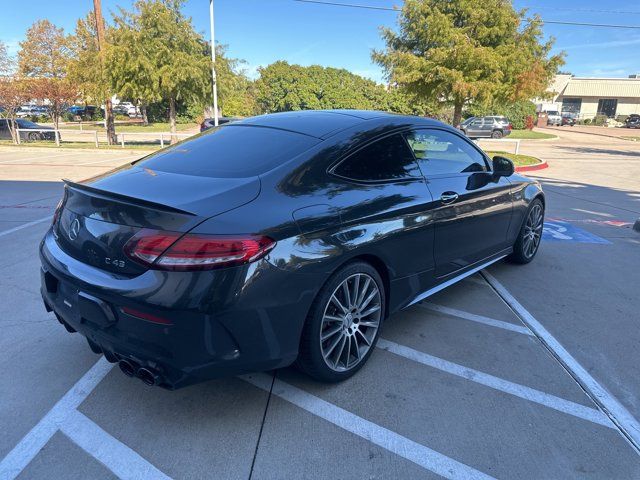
118, 359, 162, 386
137, 367, 160, 386
118, 359, 137, 377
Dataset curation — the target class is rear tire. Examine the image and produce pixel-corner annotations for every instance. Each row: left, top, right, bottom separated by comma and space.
491, 130, 503, 139
296, 261, 385, 382
508, 199, 544, 264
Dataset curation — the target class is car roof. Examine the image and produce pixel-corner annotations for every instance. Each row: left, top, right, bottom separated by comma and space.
232, 110, 441, 139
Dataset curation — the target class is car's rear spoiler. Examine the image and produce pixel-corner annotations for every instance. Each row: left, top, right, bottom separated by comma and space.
62, 179, 196, 216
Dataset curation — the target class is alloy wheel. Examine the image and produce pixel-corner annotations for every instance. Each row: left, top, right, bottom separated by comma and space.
523, 203, 543, 259
319, 273, 381, 372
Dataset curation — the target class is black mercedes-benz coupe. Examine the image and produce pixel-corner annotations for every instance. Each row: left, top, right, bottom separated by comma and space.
40, 110, 544, 388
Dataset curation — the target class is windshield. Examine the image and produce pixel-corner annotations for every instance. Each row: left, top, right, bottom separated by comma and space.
16, 119, 39, 128
135, 125, 319, 178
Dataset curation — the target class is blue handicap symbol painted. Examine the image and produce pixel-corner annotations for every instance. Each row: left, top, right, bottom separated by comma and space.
542, 220, 610, 244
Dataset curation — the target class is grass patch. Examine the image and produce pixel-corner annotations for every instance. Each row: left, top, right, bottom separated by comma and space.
0, 139, 159, 151
485, 151, 542, 167
508, 130, 556, 139
621, 136, 640, 142
59, 122, 197, 133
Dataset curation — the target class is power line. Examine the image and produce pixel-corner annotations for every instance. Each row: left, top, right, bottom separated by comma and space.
540, 20, 640, 29
292, 0, 640, 29
521, 5, 640, 16
293, 0, 397, 12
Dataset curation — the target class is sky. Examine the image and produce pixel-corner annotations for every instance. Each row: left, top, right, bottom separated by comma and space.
1, 0, 639, 83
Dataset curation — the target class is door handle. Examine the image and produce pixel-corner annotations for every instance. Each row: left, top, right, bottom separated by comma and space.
440, 192, 459, 204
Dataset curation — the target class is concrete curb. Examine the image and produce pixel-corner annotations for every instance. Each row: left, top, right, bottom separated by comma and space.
515, 160, 549, 173
541, 126, 635, 141
0, 145, 154, 155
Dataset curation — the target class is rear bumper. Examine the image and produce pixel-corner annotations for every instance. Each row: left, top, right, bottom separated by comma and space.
40, 230, 317, 389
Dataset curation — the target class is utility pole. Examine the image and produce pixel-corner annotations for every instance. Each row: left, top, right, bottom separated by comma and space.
209, 0, 219, 126
93, 0, 116, 144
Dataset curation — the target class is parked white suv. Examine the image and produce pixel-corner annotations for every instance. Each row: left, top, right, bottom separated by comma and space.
544, 111, 562, 126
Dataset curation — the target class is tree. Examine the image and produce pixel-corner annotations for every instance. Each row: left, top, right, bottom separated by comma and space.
30, 78, 78, 129
110, 0, 210, 140
202, 45, 258, 118
18, 20, 70, 79
0, 41, 13, 76
0, 78, 33, 143
372, 0, 564, 125
67, 13, 112, 118
17, 20, 80, 130
254, 61, 429, 116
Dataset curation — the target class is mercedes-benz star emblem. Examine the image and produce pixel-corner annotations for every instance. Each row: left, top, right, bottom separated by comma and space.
68, 218, 81, 241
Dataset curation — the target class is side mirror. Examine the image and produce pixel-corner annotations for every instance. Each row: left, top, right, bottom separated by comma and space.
492, 156, 515, 177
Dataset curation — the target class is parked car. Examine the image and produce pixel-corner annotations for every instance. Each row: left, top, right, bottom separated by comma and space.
561, 112, 577, 126
200, 116, 237, 132
0, 118, 57, 141
41, 110, 544, 388
458, 116, 513, 139
543, 111, 562, 126
624, 114, 640, 129
16, 105, 48, 118
114, 102, 140, 117
68, 105, 97, 118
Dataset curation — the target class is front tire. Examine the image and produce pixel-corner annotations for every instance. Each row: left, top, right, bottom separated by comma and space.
297, 261, 385, 382
508, 199, 544, 264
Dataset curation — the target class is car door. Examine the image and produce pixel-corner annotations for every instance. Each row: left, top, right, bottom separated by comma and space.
329, 132, 436, 291
404, 128, 513, 278
466, 118, 484, 137
0, 119, 9, 140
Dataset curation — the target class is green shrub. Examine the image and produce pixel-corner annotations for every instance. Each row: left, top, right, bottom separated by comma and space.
593, 114, 608, 126
616, 115, 628, 123
582, 118, 592, 125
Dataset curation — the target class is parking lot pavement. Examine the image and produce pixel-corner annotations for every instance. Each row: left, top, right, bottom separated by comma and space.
1, 141, 640, 479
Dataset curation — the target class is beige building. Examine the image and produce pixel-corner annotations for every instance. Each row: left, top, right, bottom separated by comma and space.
536, 74, 640, 119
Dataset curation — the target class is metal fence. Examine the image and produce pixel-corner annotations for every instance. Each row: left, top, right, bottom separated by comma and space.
13, 128, 193, 148
474, 138, 521, 155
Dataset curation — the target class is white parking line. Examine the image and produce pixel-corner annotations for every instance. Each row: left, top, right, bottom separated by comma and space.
61, 410, 171, 480
0, 358, 114, 480
244, 373, 496, 480
0, 152, 84, 164
419, 302, 533, 336
377, 339, 612, 428
0, 216, 52, 238
482, 270, 640, 452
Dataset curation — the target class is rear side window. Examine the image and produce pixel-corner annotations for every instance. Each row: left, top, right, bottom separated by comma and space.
404, 129, 488, 176
135, 125, 318, 178
332, 134, 421, 182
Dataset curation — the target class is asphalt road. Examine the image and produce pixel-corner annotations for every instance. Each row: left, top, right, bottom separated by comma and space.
0, 130, 639, 479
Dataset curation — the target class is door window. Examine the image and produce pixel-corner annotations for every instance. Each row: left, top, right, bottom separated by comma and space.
597, 99, 618, 118
404, 129, 488, 176
562, 98, 582, 114
332, 133, 422, 182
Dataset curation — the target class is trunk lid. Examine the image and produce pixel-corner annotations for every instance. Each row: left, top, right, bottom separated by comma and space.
55, 166, 261, 275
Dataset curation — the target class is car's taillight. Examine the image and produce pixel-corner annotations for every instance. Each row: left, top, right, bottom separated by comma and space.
51, 199, 64, 226
123, 229, 276, 271
507, 123, 513, 130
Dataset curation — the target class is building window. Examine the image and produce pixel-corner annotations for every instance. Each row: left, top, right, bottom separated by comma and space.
561, 98, 582, 114
597, 99, 618, 118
